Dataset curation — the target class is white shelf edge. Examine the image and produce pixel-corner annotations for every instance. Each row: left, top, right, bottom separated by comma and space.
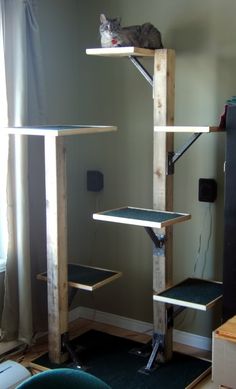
37, 263, 122, 292
154, 126, 222, 133
153, 294, 208, 311
93, 206, 191, 229
6, 125, 117, 137
86, 47, 155, 57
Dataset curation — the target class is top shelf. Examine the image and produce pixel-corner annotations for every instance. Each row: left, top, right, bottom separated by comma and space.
6, 125, 117, 137
86, 47, 155, 57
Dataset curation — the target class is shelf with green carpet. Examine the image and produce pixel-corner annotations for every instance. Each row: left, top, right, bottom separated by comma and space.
37, 263, 122, 292
153, 277, 223, 311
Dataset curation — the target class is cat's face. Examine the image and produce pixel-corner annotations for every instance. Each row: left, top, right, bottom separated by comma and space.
100, 14, 121, 36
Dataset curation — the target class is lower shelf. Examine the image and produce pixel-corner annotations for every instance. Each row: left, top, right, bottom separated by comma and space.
153, 278, 223, 311
37, 263, 122, 291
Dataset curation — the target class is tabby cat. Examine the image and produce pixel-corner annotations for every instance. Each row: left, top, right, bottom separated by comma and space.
99, 14, 163, 49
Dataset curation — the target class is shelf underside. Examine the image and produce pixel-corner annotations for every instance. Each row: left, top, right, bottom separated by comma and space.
153, 278, 223, 311
154, 126, 223, 133
37, 263, 122, 291
93, 206, 191, 228
6, 125, 117, 137
86, 47, 155, 57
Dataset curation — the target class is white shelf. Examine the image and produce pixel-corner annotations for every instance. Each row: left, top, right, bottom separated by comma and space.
153, 278, 223, 311
37, 263, 122, 292
6, 125, 117, 137
86, 47, 155, 57
154, 126, 222, 133
93, 206, 191, 229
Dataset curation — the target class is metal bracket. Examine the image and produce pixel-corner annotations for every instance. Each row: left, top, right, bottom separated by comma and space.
61, 333, 83, 369
128, 56, 153, 87
167, 132, 203, 175
144, 227, 166, 249
139, 332, 164, 374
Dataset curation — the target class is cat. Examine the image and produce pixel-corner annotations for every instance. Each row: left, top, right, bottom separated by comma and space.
99, 14, 163, 49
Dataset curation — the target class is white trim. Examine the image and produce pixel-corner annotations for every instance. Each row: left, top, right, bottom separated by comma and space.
69, 306, 212, 351
0, 340, 23, 356
153, 294, 208, 311
173, 329, 212, 351
69, 306, 153, 335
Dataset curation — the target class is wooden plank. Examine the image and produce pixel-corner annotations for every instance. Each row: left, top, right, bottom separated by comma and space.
86, 47, 155, 57
44, 136, 68, 364
153, 49, 175, 361
93, 206, 190, 229
37, 263, 122, 291
154, 126, 222, 133
216, 315, 236, 341
6, 125, 117, 137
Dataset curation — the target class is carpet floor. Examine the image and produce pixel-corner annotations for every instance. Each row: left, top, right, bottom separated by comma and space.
31, 330, 211, 389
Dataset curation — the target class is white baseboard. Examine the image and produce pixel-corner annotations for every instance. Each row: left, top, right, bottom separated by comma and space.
69, 306, 212, 351
173, 328, 211, 351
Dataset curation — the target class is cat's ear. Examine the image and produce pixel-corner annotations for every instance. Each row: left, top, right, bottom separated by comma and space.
100, 14, 107, 24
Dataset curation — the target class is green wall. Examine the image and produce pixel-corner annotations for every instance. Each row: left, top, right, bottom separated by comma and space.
36, 0, 236, 338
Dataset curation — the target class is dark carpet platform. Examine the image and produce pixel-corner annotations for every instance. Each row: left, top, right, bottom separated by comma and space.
31, 330, 211, 388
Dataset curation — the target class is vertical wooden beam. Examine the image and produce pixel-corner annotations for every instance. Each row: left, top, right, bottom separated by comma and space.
44, 135, 68, 363
153, 49, 175, 360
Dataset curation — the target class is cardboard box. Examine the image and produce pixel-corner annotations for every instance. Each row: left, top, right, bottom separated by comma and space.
212, 316, 236, 388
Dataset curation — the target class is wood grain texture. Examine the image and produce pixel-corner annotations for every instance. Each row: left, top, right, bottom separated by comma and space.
153, 49, 175, 360
44, 136, 68, 363
216, 315, 236, 341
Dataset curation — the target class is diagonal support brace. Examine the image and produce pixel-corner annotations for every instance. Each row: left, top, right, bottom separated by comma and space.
128, 56, 153, 87
167, 132, 203, 175
144, 227, 166, 248
61, 332, 83, 369
139, 333, 164, 374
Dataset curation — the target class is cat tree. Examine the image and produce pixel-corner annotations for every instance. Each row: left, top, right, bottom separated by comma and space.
5, 46, 225, 386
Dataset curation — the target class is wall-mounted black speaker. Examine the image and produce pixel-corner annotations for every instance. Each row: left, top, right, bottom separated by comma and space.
198, 178, 217, 203
87, 170, 104, 192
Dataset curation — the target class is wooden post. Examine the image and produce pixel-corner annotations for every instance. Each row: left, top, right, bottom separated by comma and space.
44, 136, 68, 363
153, 49, 175, 360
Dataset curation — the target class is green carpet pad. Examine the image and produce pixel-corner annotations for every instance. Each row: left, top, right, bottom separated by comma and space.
31, 330, 211, 389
